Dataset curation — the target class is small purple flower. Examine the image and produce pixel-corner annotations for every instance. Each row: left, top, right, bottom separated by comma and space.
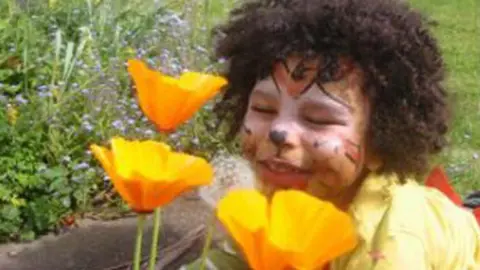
38, 91, 52, 98
15, 94, 28, 104
112, 120, 124, 130
74, 162, 90, 170
82, 121, 93, 132
72, 176, 82, 183
37, 85, 49, 91
127, 118, 135, 125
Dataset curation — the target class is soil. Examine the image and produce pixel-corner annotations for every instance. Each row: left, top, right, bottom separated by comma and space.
0, 193, 220, 270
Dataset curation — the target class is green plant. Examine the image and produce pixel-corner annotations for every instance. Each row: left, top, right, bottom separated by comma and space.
0, 0, 237, 243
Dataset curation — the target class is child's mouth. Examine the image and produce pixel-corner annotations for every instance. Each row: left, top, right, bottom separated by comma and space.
258, 159, 311, 190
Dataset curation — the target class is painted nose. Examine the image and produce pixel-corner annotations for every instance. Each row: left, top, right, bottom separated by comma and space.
269, 130, 288, 146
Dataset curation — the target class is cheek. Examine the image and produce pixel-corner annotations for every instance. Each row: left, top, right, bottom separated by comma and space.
240, 112, 270, 159
309, 131, 364, 186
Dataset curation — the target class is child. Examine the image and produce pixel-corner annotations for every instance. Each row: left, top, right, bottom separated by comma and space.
185, 0, 480, 268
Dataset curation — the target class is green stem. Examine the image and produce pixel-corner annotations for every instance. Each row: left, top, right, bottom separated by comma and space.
134, 214, 146, 270
148, 208, 162, 270
199, 215, 216, 270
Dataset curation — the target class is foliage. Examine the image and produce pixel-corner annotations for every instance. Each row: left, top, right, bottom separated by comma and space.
0, 0, 237, 243
410, 0, 480, 192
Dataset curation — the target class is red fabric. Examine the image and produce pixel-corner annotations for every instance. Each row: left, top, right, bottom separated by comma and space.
473, 208, 480, 223
425, 166, 463, 206
425, 166, 480, 225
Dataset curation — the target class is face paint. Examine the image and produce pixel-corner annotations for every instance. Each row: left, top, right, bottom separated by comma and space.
242, 55, 374, 208
272, 57, 320, 98
240, 125, 256, 159
342, 137, 361, 163
269, 129, 288, 146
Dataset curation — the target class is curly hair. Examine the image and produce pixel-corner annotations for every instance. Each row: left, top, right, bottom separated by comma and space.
211, 0, 449, 179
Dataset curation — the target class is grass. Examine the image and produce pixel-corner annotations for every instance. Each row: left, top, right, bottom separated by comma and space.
409, 0, 480, 194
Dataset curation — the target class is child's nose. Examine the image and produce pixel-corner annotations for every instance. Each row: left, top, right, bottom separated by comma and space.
269, 130, 288, 146
268, 127, 300, 149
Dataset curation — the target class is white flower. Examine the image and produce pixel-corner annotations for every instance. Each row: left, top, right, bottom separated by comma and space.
199, 154, 255, 209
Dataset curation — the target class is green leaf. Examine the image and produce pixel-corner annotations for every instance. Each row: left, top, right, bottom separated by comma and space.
43, 166, 67, 180
0, 183, 12, 201
20, 231, 36, 242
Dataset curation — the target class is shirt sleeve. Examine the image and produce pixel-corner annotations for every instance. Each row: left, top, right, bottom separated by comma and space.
383, 184, 480, 270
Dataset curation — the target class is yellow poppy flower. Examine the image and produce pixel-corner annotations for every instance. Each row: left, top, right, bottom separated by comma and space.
127, 59, 227, 133
217, 189, 358, 270
90, 137, 213, 213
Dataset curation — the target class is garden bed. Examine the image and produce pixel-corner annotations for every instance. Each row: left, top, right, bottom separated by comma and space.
0, 194, 217, 270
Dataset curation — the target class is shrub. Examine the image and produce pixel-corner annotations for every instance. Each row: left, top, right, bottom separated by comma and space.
0, 0, 236, 243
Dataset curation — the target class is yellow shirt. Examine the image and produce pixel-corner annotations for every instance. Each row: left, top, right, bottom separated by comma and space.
332, 173, 480, 270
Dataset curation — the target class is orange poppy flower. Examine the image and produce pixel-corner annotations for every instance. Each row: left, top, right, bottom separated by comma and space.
127, 59, 227, 133
90, 137, 213, 212
217, 189, 358, 270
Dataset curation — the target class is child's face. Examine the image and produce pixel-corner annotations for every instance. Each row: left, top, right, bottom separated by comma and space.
241, 56, 374, 199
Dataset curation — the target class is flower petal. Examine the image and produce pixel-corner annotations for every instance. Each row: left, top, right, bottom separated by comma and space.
133, 154, 214, 209
269, 190, 357, 268
143, 180, 194, 209
90, 143, 138, 208
122, 177, 147, 211
90, 144, 114, 178
178, 72, 226, 94
128, 59, 157, 120
135, 140, 171, 180
110, 137, 138, 179
173, 154, 214, 185
176, 72, 226, 126
151, 74, 192, 131
217, 190, 270, 270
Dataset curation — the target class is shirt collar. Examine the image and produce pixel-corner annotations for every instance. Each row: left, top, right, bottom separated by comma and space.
348, 173, 402, 243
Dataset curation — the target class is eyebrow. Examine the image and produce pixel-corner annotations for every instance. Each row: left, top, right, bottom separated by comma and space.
302, 96, 351, 116
317, 83, 354, 112
250, 88, 278, 100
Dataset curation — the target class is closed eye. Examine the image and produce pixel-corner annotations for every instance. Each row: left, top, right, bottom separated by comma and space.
252, 106, 277, 114
304, 117, 347, 126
